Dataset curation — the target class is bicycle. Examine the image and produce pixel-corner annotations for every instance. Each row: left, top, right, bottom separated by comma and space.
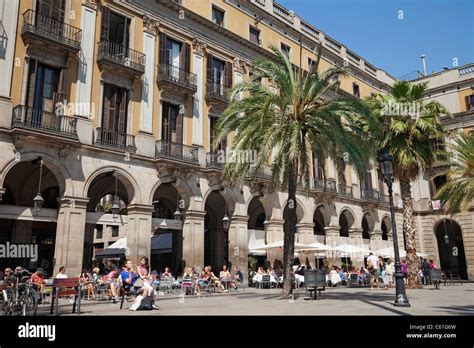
2, 270, 38, 316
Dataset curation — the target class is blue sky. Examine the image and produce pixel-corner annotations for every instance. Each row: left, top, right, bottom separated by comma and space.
278, 0, 474, 78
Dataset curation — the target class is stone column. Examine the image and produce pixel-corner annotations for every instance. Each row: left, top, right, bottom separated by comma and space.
53, 197, 89, 276
192, 38, 206, 147
182, 210, 206, 269
126, 204, 154, 266
349, 228, 364, 268
297, 223, 315, 267
325, 225, 341, 267
370, 229, 383, 255
228, 215, 249, 285
265, 219, 284, 266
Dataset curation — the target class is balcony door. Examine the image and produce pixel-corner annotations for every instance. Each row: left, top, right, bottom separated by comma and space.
210, 116, 227, 154
166, 39, 181, 79
207, 54, 232, 96
101, 8, 131, 57
102, 84, 128, 145
158, 33, 191, 81
36, 0, 65, 21
26, 59, 65, 126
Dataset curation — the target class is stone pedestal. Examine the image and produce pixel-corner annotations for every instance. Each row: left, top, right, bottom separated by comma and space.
349, 228, 364, 268
53, 197, 89, 276
182, 210, 206, 269
228, 215, 249, 286
370, 229, 383, 254
126, 204, 154, 266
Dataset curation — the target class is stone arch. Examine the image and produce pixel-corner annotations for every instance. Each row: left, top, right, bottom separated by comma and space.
247, 195, 266, 230
381, 215, 391, 240
313, 203, 329, 237
202, 184, 238, 215
338, 208, 355, 237
244, 192, 273, 219
83, 167, 140, 206
282, 197, 305, 223
1, 152, 73, 196
149, 177, 194, 210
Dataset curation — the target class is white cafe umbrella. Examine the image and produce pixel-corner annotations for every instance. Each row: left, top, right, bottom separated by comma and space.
253, 240, 313, 251
300, 241, 331, 251
330, 244, 371, 267
376, 247, 406, 258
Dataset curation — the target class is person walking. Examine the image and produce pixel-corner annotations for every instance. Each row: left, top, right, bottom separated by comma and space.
367, 252, 379, 290
421, 258, 431, 285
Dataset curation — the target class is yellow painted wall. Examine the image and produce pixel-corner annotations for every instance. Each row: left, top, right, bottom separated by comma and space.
458, 88, 474, 112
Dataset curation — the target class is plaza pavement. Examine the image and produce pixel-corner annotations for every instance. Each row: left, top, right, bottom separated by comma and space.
37, 282, 474, 316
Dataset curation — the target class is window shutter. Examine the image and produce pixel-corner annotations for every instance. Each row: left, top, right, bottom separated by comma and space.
26, 59, 38, 109
159, 32, 167, 65
100, 7, 110, 40
180, 42, 191, 73
37, 0, 51, 16
118, 89, 127, 134
51, 0, 65, 21
53, 68, 69, 114
225, 61, 233, 88
124, 17, 131, 50
206, 53, 213, 82
176, 111, 183, 145
465, 95, 472, 111
102, 85, 116, 131
221, 134, 227, 152
161, 102, 170, 142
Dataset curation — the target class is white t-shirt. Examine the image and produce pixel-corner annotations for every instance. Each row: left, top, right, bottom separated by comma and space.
367, 255, 379, 270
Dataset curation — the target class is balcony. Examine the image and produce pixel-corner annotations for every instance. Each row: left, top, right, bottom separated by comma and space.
95, 128, 136, 153
97, 40, 146, 76
314, 178, 337, 193
338, 185, 353, 198
380, 194, 390, 204
155, 141, 199, 164
206, 82, 229, 106
11, 105, 78, 139
21, 10, 82, 53
361, 189, 381, 201
157, 64, 197, 96
206, 152, 225, 170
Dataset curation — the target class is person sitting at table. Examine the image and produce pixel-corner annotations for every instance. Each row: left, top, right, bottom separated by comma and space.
105, 267, 119, 303
162, 267, 173, 278
231, 265, 244, 286
267, 266, 278, 286
80, 268, 95, 300
252, 266, 265, 286
219, 265, 231, 290
207, 266, 226, 293
137, 257, 150, 280
55, 266, 68, 279
329, 266, 341, 287
295, 264, 305, 288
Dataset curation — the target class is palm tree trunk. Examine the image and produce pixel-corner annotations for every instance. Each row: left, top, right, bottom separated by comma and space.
399, 176, 421, 289
282, 160, 297, 299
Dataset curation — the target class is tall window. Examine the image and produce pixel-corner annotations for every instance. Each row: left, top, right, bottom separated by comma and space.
102, 84, 128, 135
281, 43, 291, 60
249, 26, 260, 45
162, 102, 183, 144
207, 55, 232, 95
361, 169, 373, 191
212, 6, 224, 26
465, 95, 474, 111
36, 0, 65, 21
101, 8, 130, 49
210, 116, 227, 153
308, 58, 316, 72
96, 225, 103, 239
26, 61, 61, 114
352, 83, 360, 98
158, 33, 191, 77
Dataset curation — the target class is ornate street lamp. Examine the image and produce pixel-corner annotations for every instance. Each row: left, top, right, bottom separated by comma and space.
222, 207, 230, 231
33, 158, 44, 213
111, 170, 120, 218
377, 149, 410, 307
443, 219, 449, 244
174, 191, 182, 221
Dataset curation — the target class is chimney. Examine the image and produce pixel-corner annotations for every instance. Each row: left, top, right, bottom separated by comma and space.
421, 54, 427, 76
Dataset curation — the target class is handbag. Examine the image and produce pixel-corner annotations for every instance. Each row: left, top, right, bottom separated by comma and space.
133, 278, 145, 287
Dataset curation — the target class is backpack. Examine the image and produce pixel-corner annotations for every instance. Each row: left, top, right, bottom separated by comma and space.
137, 296, 153, 310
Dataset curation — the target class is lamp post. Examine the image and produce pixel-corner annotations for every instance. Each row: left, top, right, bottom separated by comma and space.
443, 219, 449, 244
33, 158, 44, 213
377, 149, 410, 307
111, 170, 120, 218
223, 206, 230, 266
174, 192, 182, 221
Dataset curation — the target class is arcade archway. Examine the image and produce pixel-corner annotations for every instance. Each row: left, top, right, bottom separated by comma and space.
435, 219, 467, 279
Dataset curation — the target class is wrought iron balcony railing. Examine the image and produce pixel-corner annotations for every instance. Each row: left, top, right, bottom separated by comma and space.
21, 10, 82, 51
338, 185, 353, 198
361, 189, 381, 201
157, 64, 197, 92
205, 82, 230, 103
155, 140, 199, 164
206, 152, 225, 169
95, 128, 136, 153
314, 178, 337, 193
12, 105, 78, 138
97, 40, 146, 75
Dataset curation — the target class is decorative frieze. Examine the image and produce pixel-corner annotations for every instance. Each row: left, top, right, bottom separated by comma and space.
192, 37, 207, 56
83, 0, 100, 10
143, 14, 159, 35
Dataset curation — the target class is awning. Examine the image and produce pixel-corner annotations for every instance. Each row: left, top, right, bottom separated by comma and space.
248, 229, 266, 256
151, 233, 172, 254
95, 238, 128, 258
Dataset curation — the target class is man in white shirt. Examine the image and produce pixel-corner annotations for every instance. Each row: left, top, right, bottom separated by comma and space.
55, 266, 68, 279
367, 253, 379, 289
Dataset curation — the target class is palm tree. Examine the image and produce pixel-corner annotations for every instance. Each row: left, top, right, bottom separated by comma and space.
364, 81, 448, 288
214, 46, 372, 298
434, 132, 474, 213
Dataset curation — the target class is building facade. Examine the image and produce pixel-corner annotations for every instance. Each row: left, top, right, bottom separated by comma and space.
0, 0, 471, 280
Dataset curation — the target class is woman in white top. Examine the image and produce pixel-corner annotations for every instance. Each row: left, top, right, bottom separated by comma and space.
329, 266, 341, 287
55, 266, 68, 279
